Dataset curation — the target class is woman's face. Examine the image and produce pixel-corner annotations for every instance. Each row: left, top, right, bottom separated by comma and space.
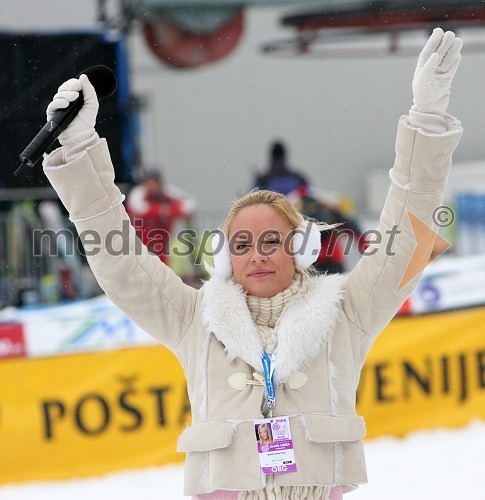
259, 425, 269, 440
228, 204, 295, 298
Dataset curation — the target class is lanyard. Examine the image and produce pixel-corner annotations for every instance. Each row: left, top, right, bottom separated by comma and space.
261, 350, 277, 417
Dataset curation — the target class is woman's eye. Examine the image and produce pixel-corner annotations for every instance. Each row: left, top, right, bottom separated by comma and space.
235, 242, 251, 250
263, 239, 280, 246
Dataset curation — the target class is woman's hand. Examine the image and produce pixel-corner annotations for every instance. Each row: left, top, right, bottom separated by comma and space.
411, 27, 463, 118
46, 73, 99, 147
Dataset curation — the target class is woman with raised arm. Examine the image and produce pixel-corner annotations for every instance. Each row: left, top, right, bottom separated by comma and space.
43, 28, 463, 500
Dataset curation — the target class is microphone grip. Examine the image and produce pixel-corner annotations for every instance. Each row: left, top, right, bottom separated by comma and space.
19, 92, 85, 169
19, 124, 62, 167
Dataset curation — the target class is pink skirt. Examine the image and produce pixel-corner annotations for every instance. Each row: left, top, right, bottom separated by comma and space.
192, 485, 344, 500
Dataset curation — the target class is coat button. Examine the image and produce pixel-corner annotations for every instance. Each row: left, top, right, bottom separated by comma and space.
228, 372, 264, 390
228, 372, 249, 390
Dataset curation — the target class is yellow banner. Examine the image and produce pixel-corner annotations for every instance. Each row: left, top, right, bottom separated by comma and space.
0, 346, 189, 484
356, 306, 485, 438
1, 307, 484, 484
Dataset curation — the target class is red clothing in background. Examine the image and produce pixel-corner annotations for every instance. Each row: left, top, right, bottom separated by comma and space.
126, 183, 194, 264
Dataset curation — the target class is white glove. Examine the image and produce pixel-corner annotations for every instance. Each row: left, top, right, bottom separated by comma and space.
409, 27, 463, 133
46, 73, 99, 148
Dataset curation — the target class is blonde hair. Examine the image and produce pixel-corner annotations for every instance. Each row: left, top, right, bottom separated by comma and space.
223, 189, 337, 236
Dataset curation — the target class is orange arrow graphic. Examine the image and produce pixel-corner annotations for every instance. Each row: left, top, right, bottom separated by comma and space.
397, 210, 451, 292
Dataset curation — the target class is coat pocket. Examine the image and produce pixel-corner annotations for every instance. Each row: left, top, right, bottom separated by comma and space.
301, 414, 366, 443
177, 420, 236, 452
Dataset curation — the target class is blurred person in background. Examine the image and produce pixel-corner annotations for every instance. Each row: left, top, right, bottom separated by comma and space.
41, 28, 462, 500
252, 140, 309, 196
125, 169, 195, 265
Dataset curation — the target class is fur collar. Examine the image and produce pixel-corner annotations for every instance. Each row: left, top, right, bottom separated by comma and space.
201, 273, 345, 382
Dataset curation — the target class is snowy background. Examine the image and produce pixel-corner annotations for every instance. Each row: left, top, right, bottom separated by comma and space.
1, 420, 484, 500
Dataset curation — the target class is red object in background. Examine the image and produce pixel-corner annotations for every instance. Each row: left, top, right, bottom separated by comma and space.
0, 323, 26, 359
142, 10, 244, 69
396, 298, 412, 316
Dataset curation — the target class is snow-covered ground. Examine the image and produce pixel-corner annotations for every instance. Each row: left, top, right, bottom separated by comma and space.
1, 420, 484, 500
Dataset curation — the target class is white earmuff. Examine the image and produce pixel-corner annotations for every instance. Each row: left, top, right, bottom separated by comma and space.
206, 221, 321, 280
207, 230, 233, 280
291, 221, 322, 269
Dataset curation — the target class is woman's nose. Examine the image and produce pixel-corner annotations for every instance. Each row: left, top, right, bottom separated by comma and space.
250, 244, 268, 262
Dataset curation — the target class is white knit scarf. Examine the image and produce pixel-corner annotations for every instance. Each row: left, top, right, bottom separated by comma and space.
246, 270, 308, 354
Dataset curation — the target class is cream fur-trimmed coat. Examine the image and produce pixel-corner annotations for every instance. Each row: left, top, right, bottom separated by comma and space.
44, 116, 462, 496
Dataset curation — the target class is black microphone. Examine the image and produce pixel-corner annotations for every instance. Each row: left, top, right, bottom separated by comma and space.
14, 65, 117, 176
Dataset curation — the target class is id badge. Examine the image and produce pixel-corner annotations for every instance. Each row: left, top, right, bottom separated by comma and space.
253, 416, 297, 474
